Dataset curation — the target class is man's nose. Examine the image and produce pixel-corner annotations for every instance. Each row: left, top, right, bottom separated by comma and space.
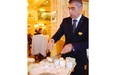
69, 9, 72, 14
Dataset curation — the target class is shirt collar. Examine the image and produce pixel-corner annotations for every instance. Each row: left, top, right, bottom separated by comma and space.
72, 14, 82, 22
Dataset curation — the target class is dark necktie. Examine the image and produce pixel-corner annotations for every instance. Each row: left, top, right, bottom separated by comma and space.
73, 19, 77, 33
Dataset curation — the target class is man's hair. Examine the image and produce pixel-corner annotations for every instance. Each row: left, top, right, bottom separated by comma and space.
69, 0, 83, 7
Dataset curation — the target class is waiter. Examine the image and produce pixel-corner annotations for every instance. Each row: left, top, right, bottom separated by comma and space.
48, 0, 89, 75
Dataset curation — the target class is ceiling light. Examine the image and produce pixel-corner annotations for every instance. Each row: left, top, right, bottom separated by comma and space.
46, 1, 48, 4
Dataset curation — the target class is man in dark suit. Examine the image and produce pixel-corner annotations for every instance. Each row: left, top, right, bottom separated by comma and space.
48, 0, 88, 75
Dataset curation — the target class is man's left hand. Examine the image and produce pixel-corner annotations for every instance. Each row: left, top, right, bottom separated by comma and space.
61, 43, 73, 54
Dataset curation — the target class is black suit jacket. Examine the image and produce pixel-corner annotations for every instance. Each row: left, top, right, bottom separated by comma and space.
52, 15, 89, 53
52, 15, 89, 64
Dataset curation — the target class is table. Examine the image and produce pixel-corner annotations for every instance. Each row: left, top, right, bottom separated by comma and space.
28, 59, 76, 75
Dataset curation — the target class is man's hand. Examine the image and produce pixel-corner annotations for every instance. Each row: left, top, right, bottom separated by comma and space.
61, 43, 73, 54
47, 39, 55, 52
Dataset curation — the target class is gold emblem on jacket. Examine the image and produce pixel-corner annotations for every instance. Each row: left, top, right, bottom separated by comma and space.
78, 32, 83, 35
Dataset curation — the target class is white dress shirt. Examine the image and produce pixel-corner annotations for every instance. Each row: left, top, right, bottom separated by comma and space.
72, 14, 82, 27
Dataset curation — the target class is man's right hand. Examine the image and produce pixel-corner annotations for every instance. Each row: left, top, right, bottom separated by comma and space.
47, 39, 55, 52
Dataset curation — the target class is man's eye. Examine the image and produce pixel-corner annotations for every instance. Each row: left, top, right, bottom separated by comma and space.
72, 7, 75, 10
68, 7, 75, 10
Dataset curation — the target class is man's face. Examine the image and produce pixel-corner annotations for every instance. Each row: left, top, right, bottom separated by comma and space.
68, 2, 82, 19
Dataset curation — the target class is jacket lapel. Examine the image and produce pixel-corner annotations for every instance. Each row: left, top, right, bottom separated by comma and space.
74, 15, 84, 33
67, 17, 73, 33
68, 17, 72, 27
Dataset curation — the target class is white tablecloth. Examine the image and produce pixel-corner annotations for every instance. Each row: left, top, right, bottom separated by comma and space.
32, 35, 48, 56
28, 59, 76, 75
